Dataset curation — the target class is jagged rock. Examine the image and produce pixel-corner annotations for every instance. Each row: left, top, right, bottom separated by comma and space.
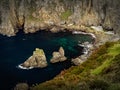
21, 48, 47, 69
59, 47, 65, 56
14, 83, 29, 90
50, 47, 67, 63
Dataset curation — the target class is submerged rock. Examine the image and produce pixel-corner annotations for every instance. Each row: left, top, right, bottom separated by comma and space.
14, 83, 29, 90
50, 47, 67, 63
20, 48, 47, 69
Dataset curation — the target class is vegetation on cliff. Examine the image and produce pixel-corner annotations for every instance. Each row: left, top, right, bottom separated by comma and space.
0, 0, 120, 36
31, 41, 120, 90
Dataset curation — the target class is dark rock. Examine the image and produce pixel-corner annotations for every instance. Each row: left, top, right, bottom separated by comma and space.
14, 83, 29, 90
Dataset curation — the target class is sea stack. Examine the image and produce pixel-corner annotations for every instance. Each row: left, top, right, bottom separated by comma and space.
20, 48, 47, 69
50, 47, 67, 63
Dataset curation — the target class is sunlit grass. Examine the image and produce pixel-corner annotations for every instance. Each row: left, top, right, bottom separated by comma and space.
108, 44, 120, 56
91, 59, 112, 75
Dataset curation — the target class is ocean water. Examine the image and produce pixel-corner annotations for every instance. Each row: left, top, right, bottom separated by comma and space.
0, 31, 93, 90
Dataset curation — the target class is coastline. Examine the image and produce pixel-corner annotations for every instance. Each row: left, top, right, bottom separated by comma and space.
13, 26, 120, 90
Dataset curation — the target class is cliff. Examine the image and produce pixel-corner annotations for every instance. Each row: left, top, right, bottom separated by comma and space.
0, 0, 120, 36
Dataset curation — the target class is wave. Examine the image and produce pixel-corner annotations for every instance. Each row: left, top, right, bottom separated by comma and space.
17, 64, 34, 70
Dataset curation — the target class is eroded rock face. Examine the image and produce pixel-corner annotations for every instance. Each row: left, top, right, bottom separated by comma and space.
21, 48, 47, 69
50, 47, 67, 63
0, 0, 120, 36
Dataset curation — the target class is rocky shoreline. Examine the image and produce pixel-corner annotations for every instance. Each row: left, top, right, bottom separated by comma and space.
72, 41, 94, 65
71, 26, 120, 66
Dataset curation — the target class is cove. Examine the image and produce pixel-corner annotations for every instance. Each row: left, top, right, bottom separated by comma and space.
0, 30, 93, 90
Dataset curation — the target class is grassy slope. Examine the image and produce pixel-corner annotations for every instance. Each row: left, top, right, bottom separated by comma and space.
31, 41, 120, 90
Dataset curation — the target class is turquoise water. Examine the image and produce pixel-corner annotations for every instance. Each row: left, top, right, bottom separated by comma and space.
0, 31, 93, 90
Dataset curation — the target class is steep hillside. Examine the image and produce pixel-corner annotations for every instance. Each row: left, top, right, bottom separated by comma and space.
0, 0, 120, 36
31, 41, 120, 90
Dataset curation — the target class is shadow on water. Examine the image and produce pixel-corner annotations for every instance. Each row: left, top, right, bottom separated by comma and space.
0, 30, 93, 90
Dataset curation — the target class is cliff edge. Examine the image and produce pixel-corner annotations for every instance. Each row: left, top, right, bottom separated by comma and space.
0, 0, 120, 36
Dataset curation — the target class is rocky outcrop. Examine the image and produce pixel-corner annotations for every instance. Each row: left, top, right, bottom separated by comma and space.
0, 0, 120, 36
20, 48, 47, 69
50, 47, 67, 63
71, 57, 84, 66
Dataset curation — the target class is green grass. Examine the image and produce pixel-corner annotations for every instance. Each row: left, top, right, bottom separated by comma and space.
92, 43, 120, 75
60, 10, 72, 20
108, 44, 120, 55
91, 58, 112, 75
107, 83, 120, 90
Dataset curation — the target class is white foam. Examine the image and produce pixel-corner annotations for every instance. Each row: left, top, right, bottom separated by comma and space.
18, 64, 34, 70
78, 44, 84, 47
105, 31, 114, 35
91, 26, 103, 31
72, 31, 96, 39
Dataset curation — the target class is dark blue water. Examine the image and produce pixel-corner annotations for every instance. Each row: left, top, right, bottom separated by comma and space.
0, 31, 93, 90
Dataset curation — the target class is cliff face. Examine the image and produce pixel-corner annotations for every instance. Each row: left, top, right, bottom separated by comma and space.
0, 0, 120, 36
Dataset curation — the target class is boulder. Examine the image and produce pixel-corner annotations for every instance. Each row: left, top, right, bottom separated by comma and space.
50, 47, 67, 63
21, 48, 47, 69
72, 57, 84, 66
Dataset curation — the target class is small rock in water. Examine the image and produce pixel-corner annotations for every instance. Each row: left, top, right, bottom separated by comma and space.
50, 47, 67, 63
20, 48, 48, 69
